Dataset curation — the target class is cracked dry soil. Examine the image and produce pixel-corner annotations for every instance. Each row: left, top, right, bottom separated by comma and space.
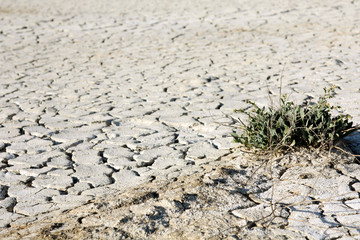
2, 148, 360, 240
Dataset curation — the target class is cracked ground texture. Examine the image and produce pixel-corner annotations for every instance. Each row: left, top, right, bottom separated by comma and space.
0, 0, 360, 239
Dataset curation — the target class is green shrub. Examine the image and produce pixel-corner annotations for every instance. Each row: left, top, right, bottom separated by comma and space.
231, 86, 357, 152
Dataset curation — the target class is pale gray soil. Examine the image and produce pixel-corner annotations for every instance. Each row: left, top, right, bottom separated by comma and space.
0, 0, 360, 239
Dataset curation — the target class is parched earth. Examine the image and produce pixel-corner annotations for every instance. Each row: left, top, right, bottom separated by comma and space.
1, 0, 360, 239
1, 149, 360, 239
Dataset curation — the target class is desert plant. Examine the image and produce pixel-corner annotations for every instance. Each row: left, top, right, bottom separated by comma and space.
231, 86, 357, 152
